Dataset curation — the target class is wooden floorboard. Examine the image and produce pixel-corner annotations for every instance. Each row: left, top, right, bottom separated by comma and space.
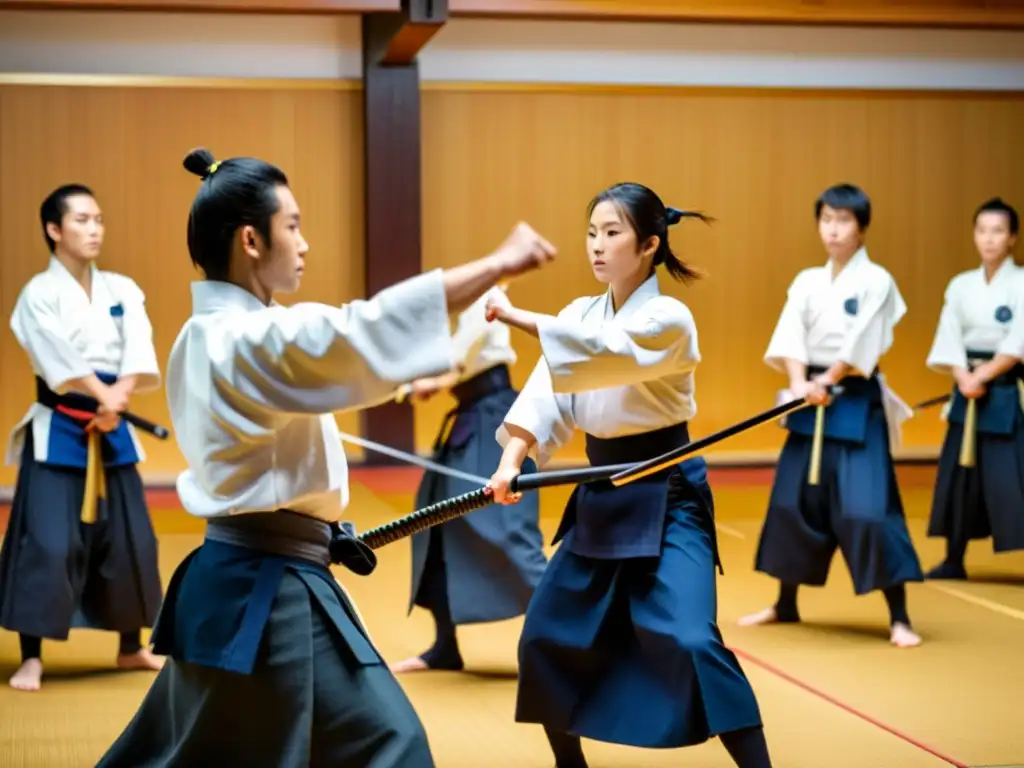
1, 472, 1021, 767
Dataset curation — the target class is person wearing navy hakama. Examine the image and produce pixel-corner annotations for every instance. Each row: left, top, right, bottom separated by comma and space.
487, 183, 772, 768
739, 183, 924, 648
95, 147, 557, 767
925, 198, 1024, 580
0, 184, 165, 692
391, 285, 548, 674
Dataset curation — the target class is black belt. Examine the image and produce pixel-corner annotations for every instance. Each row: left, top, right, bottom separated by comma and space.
806, 366, 882, 401
36, 376, 101, 413
584, 420, 691, 468
205, 511, 377, 576
450, 364, 512, 406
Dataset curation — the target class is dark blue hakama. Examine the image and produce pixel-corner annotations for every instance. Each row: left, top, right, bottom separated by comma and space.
410, 365, 547, 626
515, 423, 763, 750
0, 375, 162, 642
97, 511, 434, 767
928, 354, 1024, 555
753, 371, 923, 595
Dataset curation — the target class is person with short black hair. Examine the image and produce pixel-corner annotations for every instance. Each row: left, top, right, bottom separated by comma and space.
739, 183, 925, 648
487, 182, 771, 768
925, 197, 1024, 579
389, 283, 549, 676
0, 183, 165, 692
96, 147, 556, 767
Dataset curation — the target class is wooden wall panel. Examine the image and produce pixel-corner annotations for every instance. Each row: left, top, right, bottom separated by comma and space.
418, 87, 1024, 465
0, 83, 365, 487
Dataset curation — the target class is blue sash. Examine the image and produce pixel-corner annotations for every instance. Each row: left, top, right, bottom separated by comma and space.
554, 422, 691, 560
36, 373, 140, 469
945, 350, 1024, 436
784, 368, 881, 446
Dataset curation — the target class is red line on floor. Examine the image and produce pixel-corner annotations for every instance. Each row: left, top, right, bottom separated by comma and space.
729, 646, 969, 768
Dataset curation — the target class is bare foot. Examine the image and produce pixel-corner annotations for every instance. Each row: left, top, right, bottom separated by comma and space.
116, 648, 164, 671
389, 656, 431, 674
9, 659, 43, 692
890, 622, 921, 648
738, 606, 780, 627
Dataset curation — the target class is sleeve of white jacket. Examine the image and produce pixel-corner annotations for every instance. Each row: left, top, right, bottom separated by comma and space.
996, 276, 1024, 360
835, 274, 906, 376
533, 297, 699, 394
496, 356, 576, 468
763, 273, 810, 373
213, 269, 457, 414
926, 278, 968, 374
111, 275, 162, 392
9, 282, 95, 393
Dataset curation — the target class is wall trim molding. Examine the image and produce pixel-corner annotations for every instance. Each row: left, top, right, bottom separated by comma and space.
0, 73, 361, 88
2, 74, 1023, 97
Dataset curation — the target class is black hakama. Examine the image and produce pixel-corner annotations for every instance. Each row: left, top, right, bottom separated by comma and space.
753, 371, 924, 596
410, 365, 547, 628
928, 354, 1024, 564
516, 423, 764, 751
0, 412, 162, 643
97, 511, 434, 767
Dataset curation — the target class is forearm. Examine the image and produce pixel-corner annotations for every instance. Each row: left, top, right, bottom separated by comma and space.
443, 254, 506, 314
951, 365, 971, 384
973, 354, 1019, 384
818, 361, 852, 386
783, 358, 808, 389
115, 375, 138, 396
415, 369, 463, 392
503, 308, 543, 338
498, 428, 535, 472
66, 374, 110, 402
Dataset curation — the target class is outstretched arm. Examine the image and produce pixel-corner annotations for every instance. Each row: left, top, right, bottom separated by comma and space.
218, 225, 556, 415
490, 296, 698, 393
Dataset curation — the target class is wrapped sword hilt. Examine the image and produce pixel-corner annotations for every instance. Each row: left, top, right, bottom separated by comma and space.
357, 487, 494, 550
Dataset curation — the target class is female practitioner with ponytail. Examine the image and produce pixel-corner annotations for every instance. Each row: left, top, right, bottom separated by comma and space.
97, 148, 556, 767
487, 182, 771, 768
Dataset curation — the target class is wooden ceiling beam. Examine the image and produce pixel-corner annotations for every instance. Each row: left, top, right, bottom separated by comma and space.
4, 0, 1019, 28
1, 0, 1018, 29
447, 0, 1024, 30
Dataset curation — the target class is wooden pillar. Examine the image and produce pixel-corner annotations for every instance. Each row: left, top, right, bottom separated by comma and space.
361, 0, 446, 463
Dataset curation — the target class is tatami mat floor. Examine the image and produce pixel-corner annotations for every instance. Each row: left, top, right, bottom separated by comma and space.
1, 466, 1022, 767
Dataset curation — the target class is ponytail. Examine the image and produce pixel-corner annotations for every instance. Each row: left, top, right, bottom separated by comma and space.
657, 206, 714, 283
587, 182, 713, 285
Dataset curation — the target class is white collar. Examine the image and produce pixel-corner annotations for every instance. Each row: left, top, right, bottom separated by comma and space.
602, 273, 662, 320
190, 280, 277, 314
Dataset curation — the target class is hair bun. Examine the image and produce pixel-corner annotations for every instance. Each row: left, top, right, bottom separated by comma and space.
183, 147, 217, 180
666, 206, 714, 226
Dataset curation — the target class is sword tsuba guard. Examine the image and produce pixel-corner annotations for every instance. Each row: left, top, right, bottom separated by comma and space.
329, 521, 378, 576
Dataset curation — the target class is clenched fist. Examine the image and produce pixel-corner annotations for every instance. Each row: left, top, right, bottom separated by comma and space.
495, 222, 557, 278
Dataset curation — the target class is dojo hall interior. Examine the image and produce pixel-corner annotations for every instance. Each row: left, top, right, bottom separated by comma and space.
1, 3, 1024, 767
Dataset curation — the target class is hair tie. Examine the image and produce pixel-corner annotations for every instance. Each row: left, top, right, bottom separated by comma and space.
208, 161, 221, 176
665, 207, 685, 226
